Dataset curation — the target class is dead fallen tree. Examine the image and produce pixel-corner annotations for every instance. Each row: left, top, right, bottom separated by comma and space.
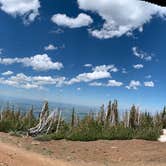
28, 101, 61, 136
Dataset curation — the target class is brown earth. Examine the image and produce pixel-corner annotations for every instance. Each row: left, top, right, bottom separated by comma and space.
0, 132, 166, 166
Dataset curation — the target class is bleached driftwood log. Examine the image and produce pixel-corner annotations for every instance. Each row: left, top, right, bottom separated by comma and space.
28, 101, 61, 136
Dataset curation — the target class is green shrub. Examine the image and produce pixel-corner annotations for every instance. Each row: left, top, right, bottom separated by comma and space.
66, 118, 102, 141
134, 127, 161, 141
0, 120, 13, 132
102, 126, 133, 140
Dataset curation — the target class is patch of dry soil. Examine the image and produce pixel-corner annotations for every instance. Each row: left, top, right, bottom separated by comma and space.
0, 132, 166, 166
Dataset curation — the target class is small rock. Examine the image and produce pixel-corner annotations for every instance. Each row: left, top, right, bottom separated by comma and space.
31, 141, 40, 145
66, 156, 73, 161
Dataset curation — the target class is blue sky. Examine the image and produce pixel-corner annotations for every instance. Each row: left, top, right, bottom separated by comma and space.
0, 0, 166, 110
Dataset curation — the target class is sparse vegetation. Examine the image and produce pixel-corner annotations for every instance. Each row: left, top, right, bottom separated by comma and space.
0, 106, 38, 132
0, 100, 164, 141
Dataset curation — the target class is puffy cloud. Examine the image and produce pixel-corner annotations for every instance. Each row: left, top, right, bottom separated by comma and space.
89, 81, 104, 86
133, 64, 144, 69
77, 0, 166, 39
132, 47, 152, 61
89, 79, 123, 87
20, 54, 63, 71
0, 73, 66, 89
84, 64, 93, 67
93, 65, 118, 73
0, 57, 16, 65
51, 13, 93, 28
67, 65, 118, 85
0, 54, 63, 71
107, 80, 123, 87
1, 70, 13, 76
126, 80, 141, 90
33, 76, 66, 87
21, 83, 40, 89
67, 70, 110, 85
10, 73, 31, 82
0, 64, 119, 89
144, 81, 154, 87
0, 79, 18, 86
44, 44, 58, 51
0, 0, 40, 23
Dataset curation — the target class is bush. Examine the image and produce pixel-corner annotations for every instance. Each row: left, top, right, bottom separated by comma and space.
102, 126, 133, 140
134, 127, 161, 141
0, 120, 14, 132
66, 118, 102, 141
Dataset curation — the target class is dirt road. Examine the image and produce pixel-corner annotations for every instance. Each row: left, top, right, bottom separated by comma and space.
0, 132, 166, 166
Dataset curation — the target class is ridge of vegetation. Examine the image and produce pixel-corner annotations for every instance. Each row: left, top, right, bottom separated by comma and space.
0, 100, 165, 141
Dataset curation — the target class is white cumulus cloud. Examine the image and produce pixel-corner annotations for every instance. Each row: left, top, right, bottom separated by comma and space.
132, 47, 152, 61
77, 0, 166, 39
107, 80, 123, 87
144, 81, 154, 87
126, 80, 141, 90
84, 64, 93, 67
51, 13, 93, 28
0, 73, 66, 89
0, 0, 40, 23
2, 70, 13, 76
0, 54, 63, 71
67, 70, 110, 84
89, 79, 123, 87
44, 44, 58, 51
133, 64, 144, 69
89, 81, 104, 86
67, 65, 117, 85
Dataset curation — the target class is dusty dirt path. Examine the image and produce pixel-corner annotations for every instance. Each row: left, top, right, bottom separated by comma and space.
0, 142, 72, 166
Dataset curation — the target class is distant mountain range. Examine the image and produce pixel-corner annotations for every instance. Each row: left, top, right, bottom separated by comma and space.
0, 95, 98, 120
